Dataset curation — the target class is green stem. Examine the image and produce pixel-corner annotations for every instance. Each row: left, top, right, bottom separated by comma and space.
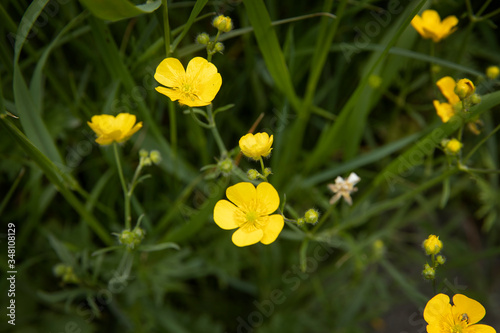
476, 0, 492, 16
464, 122, 500, 162
161, 0, 170, 56
114, 143, 131, 230
312, 202, 336, 234
207, 104, 228, 156
168, 100, 177, 155
479, 7, 500, 21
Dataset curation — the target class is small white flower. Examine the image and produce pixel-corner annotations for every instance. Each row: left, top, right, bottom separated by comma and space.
327, 172, 361, 206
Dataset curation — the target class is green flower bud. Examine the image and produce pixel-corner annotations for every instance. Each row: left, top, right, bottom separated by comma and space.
150, 150, 161, 164
196, 33, 210, 45
139, 149, 149, 158
214, 42, 225, 53
118, 228, 145, 250
297, 218, 305, 226
218, 158, 233, 174
368, 75, 382, 88
143, 157, 152, 166
304, 209, 319, 224
53, 263, 67, 277
247, 169, 259, 180
470, 93, 481, 105
422, 263, 435, 280
436, 255, 446, 265
263, 167, 272, 177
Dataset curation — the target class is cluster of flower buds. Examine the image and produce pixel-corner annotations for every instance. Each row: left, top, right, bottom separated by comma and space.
53, 263, 80, 284
422, 235, 446, 280
118, 227, 146, 250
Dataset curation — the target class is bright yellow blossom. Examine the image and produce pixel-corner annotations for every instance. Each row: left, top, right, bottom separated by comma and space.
486, 66, 499, 80
88, 113, 142, 145
424, 294, 496, 333
423, 234, 443, 255
411, 10, 458, 42
213, 182, 284, 247
433, 77, 461, 123
444, 139, 463, 154
154, 57, 222, 107
239, 132, 274, 160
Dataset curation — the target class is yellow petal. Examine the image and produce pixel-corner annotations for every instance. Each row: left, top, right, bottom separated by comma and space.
197, 73, 222, 104
465, 324, 497, 333
411, 15, 426, 38
422, 10, 441, 26
213, 200, 241, 230
154, 57, 185, 88
441, 15, 458, 37
437, 76, 460, 105
424, 293, 452, 325
255, 182, 280, 215
260, 214, 284, 244
115, 113, 136, 132
186, 57, 218, 80
452, 294, 486, 325
155, 86, 183, 103
226, 182, 256, 211
177, 95, 211, 107
232, 227, 263, 247
118, 122, 142, 143
433, 100, 455, 123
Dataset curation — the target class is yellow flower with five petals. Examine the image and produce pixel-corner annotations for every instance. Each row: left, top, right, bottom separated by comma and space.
87, 113, 142, 145
411, 10, 458, 42
239, 132, 273, 160
424, 294, 496, 333
213, 182, 284, 247
154, 57, 222, 107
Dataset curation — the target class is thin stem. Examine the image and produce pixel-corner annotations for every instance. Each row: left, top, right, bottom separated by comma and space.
189, 107, 212, 128
161, 0, 170, 56
312, 202, 336, 234
207, 104, 228, 156
168, 100, 177, 155
476, 0, 492, 17
479, 7, 500, 21
464, 122, 500, 162
114, 143, 131, 230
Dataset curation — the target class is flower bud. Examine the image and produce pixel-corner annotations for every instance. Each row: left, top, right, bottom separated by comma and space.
422, 263, 435, 280
297, 218, 305, 226
218, 158, 233, 174
212, 15, 233, 32
486, 66, 499, 80
214, 42, 225, 53
443, 138, 462, 154
53, 263, 67, 277
118, 227, 145, 250
150, 150, 161, 164
263, 167, 272, 177
470, 93, 481, 105
423, 234, 443, 255
196, 32, 210, 45
454, 79, 475, 100
139, 149, 149, 158
304, 209, 319, 224
436, 255, 446, 265
247, 169, 259, 180
368, 75, 382, 88
142, 157, 152, 166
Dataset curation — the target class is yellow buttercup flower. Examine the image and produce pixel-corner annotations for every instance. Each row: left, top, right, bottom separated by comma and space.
433, 76, 461, 123
213, 182, 284, 247
154, 57, 222, 107
411, 10, 458, 42
239, 132, 274, 160
88, 113, 142, 145
424, 294, 496, 333
422, 234, 443, 255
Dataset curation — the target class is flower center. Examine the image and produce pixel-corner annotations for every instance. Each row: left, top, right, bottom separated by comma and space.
178, 78, 199, 101
450, 313, 469, 332
246, 211, 258, 223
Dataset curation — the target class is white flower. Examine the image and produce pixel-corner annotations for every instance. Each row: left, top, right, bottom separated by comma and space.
327, 172, 361, 206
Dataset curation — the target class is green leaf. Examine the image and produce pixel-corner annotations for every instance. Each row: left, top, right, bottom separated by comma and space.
79, 0, 161, 22
139, 242, 180, 252
170, 0, 208, 53
242, 0, 301, 111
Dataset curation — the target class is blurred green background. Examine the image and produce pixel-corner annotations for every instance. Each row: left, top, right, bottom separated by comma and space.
1, 0, 500, 332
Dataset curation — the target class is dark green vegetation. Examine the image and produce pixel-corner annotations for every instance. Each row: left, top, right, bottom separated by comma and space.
1, 0, 499, 332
